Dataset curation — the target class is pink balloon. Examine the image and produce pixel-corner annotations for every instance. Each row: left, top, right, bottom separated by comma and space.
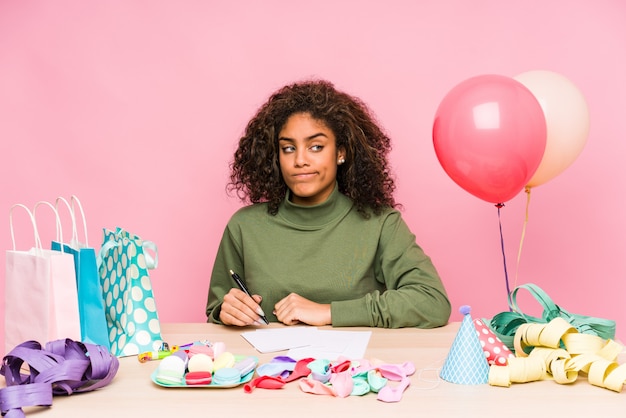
433, 75, 547, 204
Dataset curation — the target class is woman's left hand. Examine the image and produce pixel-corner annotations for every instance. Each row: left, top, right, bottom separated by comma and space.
274, 293, 331, 326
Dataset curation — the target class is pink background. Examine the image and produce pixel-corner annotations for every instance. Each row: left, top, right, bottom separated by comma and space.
1, 1, 625, 355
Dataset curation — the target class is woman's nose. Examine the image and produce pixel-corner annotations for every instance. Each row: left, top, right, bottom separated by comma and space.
294, 149, 308, 167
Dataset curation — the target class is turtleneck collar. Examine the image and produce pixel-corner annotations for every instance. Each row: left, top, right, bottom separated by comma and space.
278, 182, 354, 228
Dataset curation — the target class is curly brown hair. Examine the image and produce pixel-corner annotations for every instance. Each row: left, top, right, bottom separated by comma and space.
228, 79, 398, 217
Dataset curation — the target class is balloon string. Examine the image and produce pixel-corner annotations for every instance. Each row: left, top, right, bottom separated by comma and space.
514, 187, 532, 292
495, 203, 511, 310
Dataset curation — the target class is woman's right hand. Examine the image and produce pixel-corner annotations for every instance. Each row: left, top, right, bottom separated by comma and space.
219, 288, 266, 326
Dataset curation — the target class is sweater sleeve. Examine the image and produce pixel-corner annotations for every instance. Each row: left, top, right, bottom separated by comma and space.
330, 211, 451, 328
206, 223, 244, 324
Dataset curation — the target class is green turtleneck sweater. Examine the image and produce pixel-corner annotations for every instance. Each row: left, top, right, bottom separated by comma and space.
206, 185, 451, 328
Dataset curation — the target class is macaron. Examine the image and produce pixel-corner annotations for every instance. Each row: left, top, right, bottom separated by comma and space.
187, 353, 214, 373
212, 367, 241, 386
185, 371, 212, 385
213, 351, 235, 371
155, 355, 186, 385
212, 341, 226, 358
170, 350, 189, 366
233, 357, 257, 376
188, 344, 214, 357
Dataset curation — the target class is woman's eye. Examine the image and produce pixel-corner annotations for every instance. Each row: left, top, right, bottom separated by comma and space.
281, 145, 295, 153
310, 145, 323, 152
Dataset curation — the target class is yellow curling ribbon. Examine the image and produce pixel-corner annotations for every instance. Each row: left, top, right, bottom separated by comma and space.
489, 317, 626, 392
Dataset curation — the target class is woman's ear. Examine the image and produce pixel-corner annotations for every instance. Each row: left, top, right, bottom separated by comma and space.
337, 148, 347, 165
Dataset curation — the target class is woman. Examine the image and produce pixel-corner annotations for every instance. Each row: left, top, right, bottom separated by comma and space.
206, 79, 451, 328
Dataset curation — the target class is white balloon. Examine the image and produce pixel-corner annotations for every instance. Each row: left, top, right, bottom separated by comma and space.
514, 70, 590, 188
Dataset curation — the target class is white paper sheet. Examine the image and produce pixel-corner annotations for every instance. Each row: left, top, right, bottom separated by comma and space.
287, 330, 371, 360
240, 327, 371, 360
240, 327, 319, 353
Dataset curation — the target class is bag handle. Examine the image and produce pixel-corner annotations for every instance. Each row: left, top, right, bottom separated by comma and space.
143, 240, 158, 269
54, 196, 79, 247
54, 195, 89, 248
96, 229, 158, 270
32, 201, 66, 252
9, 203, 41, 251
70, 195, 89, 246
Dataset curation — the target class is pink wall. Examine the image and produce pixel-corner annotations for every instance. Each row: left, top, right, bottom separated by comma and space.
1, 1, 625, 355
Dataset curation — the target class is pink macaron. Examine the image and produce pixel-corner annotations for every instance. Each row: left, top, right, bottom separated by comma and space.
185, 371, 212, 385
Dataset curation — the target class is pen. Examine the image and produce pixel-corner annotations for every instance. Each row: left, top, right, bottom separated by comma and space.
229, 269, 269, 325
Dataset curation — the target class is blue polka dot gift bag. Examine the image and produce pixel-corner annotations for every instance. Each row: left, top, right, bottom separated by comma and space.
97, 227, 164, 357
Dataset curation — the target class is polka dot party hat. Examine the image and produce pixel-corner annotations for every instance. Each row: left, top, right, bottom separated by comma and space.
439, 305, 490, 385
473, 318, 514, 366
